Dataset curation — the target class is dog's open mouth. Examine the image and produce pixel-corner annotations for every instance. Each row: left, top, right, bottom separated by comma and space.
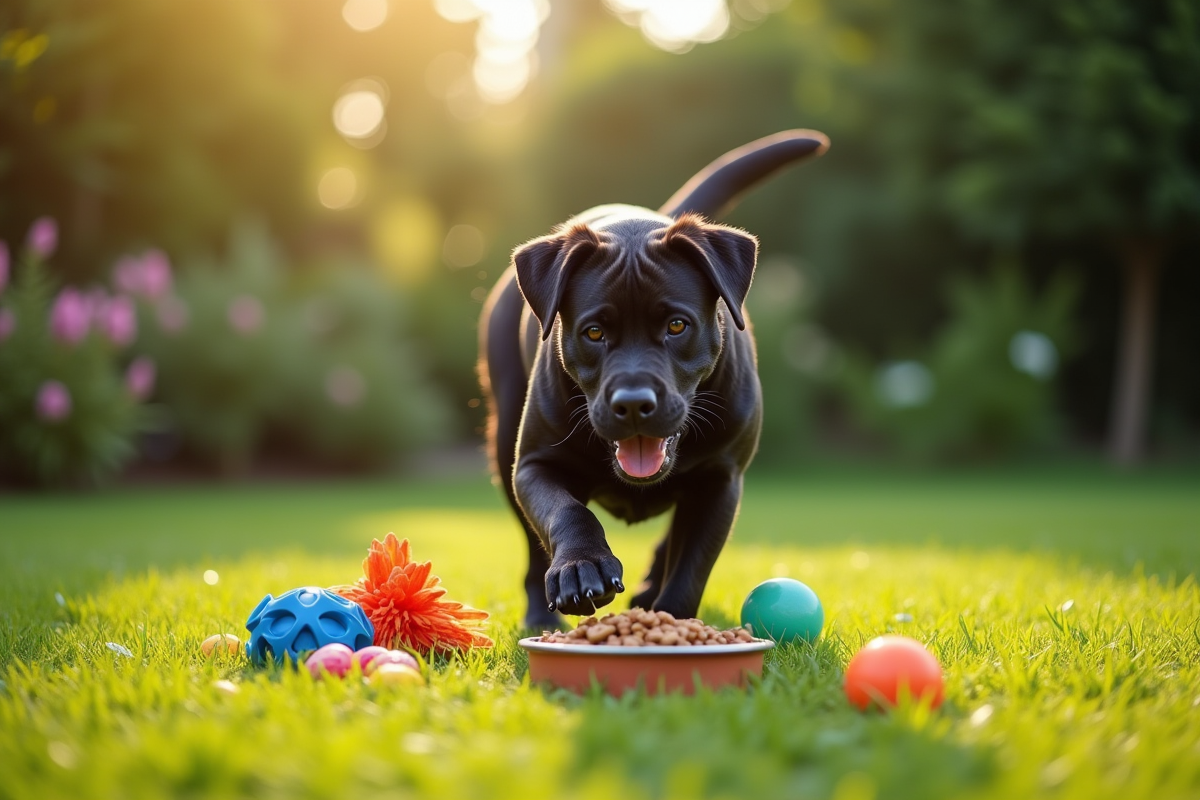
614, 434, 678, 480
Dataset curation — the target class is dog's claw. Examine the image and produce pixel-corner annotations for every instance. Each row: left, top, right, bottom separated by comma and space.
547, 602, 556, 613
585, 589, 594, 600
612, 577, 625, 592
572, 594, 581, 606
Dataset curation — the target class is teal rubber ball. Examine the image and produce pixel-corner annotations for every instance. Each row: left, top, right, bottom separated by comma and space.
741, 578, 824, 644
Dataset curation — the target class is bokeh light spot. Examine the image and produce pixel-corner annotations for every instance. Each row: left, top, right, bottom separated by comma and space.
14, 33, 49, 69
333, 90, 386, 139
1009, 330, 1059, 380
371, 198, 442, 285
606, 0, 730, 53
436, 0, 549, 104
434, 0, 482, 24
46, 741, 77, 770
479, 1, 543, 45
473, 52, 534, 104
203, 570, 220, 585
642, 0, 729, 51
318, 167, 359, 209
342, 0, 389, 32
876, 360, 935, 408
443, 224, 485, 269
605, 0, 653, 14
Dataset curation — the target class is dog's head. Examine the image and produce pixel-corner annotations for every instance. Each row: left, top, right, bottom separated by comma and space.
513, 212, 757, 484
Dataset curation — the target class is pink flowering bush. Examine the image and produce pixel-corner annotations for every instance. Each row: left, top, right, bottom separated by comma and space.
136, 223, 448, 472
1, 218, 447, 483
0, 219, 156, 486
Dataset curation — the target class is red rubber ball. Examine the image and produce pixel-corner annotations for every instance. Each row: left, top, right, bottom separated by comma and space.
844, 635, 944, 710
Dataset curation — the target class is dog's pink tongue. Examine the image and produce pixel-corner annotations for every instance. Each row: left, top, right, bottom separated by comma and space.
615, 436, 667, 478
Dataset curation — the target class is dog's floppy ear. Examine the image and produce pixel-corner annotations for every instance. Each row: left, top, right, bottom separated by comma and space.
658, 213, 758, 330
513, 223, 603, 340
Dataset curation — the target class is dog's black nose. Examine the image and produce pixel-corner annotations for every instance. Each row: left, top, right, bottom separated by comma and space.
611, 387, 657, 420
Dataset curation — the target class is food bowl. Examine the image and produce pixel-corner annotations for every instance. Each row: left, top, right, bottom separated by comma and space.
519, 637, 774, 696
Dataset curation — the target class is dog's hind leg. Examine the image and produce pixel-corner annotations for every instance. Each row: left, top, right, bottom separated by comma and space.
480, 268, 562, 631
650, 472, 745, 619
630, 538, 668, 610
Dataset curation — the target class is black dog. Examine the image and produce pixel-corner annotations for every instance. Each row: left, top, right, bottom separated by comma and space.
479, 131, 828, 628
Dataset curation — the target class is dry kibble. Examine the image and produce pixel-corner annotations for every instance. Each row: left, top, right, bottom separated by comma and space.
540, 609, 762, 647
586, 624, 617, 643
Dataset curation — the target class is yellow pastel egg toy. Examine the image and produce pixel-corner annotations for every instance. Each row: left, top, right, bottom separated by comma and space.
201, 633, 242, 657
369, 662, 422, 687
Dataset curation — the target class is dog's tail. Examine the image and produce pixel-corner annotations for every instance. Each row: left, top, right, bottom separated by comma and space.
658, 129, 829, 220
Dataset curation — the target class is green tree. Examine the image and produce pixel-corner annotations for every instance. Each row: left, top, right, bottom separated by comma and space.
851, 0, 1200, 464
0, 0, 310, 279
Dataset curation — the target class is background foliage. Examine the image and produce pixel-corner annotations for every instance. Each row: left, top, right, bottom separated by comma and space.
1, 0, 1197, 482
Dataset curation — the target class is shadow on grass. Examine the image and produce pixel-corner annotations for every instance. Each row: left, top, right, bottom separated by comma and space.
732, 468, 1200, 580
2, 465, 1196, 620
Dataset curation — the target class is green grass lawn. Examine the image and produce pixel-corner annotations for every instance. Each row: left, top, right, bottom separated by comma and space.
1, 466, 1198, 800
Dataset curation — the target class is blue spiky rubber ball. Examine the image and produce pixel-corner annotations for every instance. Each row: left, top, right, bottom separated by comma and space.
740, 578, 824, 644
245, 586, 374, 665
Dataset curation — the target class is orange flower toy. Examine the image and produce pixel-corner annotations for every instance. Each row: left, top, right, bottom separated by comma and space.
331, 533, 493, 656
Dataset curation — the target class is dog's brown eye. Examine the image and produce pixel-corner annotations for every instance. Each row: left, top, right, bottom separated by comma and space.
585, 326, 604, 342
667, 319, 687, 336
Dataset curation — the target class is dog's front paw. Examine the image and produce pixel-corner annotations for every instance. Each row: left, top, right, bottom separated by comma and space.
546, 551, 624, 616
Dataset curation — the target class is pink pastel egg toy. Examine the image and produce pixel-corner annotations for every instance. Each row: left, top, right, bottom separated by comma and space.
351, 646, 390, 673
305, 643, 355, 679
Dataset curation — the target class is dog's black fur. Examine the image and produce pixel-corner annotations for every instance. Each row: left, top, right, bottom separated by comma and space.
479, 131, 829, 628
